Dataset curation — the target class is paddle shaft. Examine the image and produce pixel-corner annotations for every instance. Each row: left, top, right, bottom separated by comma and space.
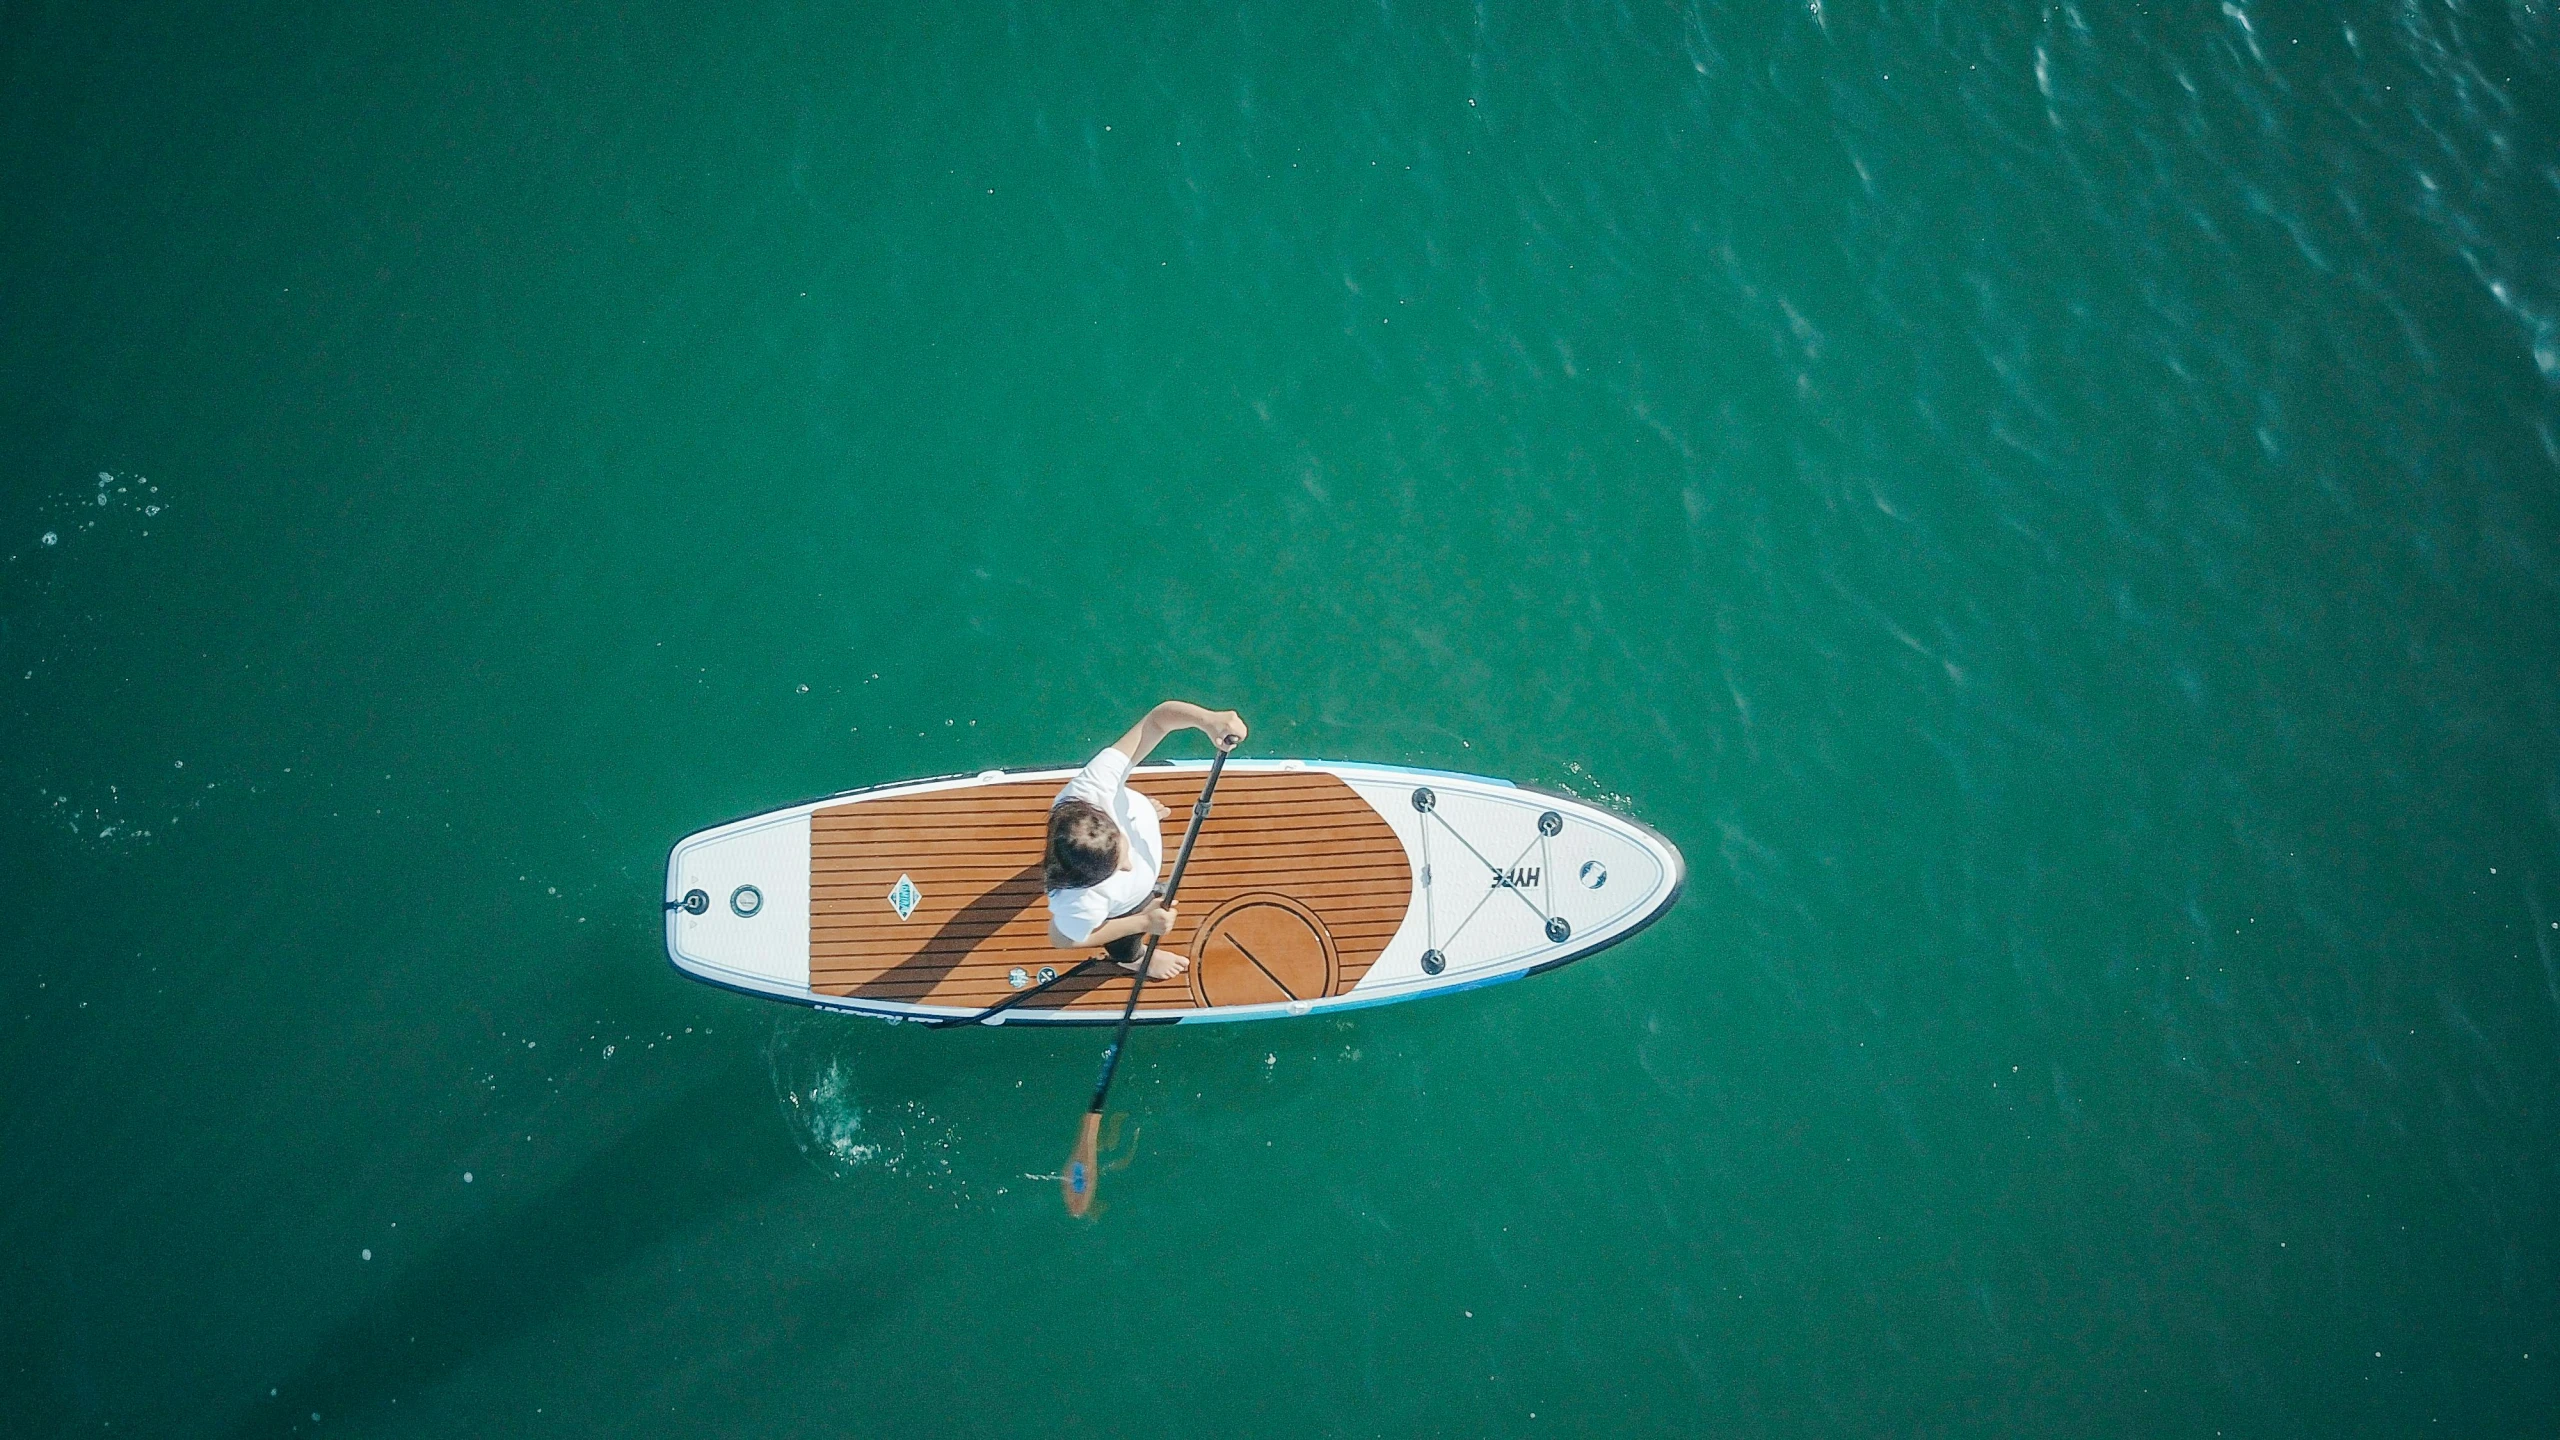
1086, 743, 1231, 1113
930, 955, 1104, 1028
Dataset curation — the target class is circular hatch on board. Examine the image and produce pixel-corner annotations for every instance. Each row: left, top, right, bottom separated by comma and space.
1188, 893, 1338, 1009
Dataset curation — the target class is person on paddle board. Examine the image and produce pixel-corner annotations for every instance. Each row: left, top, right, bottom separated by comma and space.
1045, 701, 1247, 980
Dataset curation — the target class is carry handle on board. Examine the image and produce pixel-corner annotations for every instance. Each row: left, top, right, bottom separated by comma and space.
1063, 734, 1238, 1216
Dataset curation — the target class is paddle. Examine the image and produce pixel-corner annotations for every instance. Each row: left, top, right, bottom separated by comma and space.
928, 955, 1105, 1029
1063, 734, 1238, 1216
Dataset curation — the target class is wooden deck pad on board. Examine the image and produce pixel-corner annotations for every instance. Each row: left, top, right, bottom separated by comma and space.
809, 770, 1412, 1015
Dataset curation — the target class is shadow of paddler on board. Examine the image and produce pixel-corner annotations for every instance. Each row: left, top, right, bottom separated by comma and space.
850, 862, 1043, 1000
219, 1046, 910, 1438
847, 862, 1142, 1015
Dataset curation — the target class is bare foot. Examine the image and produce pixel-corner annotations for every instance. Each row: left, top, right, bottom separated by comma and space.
1118, 949, 1189, 981
1148, 794, 1172, 821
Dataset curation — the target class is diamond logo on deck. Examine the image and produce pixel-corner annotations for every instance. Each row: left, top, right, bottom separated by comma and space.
887, 874, 922, 920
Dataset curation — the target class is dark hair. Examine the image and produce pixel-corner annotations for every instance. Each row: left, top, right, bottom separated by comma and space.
1045, 799, 1120, 890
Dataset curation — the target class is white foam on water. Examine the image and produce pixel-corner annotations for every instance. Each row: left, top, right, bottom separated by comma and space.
766, 1016, 963, 1184
21, 470, 165, 563
1555, 759, 1637, 813
800, 1059, 896, 1169
36, 785, 157, 847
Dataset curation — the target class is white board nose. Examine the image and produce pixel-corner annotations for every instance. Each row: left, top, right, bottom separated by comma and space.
1335, 771, 1683, 997
666, 813, 812, 990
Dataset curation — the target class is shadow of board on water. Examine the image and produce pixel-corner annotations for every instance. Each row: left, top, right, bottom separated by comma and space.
222, 1049, 912, 1437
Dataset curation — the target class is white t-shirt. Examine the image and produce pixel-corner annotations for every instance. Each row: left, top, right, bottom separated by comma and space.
1045, 748, 1164, 946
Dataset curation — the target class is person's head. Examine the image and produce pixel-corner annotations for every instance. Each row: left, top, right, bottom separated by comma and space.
1045, 799, 1121, 889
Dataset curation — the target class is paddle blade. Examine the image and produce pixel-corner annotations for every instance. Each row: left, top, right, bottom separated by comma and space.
1062, 1111, 1103, 1216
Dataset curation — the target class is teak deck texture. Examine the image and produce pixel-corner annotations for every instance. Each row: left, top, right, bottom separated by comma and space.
809, 770, 1412, 1014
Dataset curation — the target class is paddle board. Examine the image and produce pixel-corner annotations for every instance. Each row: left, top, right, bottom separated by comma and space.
662, 760, 1682, 1025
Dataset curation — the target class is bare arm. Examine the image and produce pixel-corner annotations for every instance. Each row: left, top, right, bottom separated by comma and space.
1108, 700, 1248, 764
1050, 898, 1177, 952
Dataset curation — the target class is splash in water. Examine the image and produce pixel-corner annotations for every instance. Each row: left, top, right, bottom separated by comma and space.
766, 1015, 960, 1182
798, 1058, 900, 1171
1555, 759, 1637, 813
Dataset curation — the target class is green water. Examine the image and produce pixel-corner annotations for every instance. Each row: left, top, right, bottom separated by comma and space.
6, 0, 2557, 1434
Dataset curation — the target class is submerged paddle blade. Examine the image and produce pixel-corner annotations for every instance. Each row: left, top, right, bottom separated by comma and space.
1062, 1111, 1103, 1216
